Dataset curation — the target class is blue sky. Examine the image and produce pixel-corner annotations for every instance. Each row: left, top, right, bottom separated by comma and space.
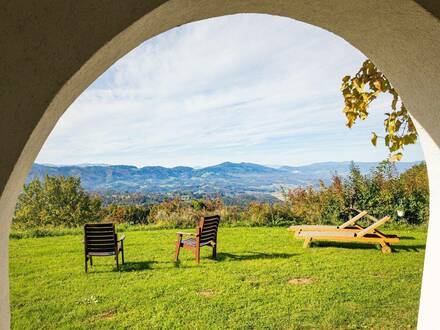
36, 14, 424, 167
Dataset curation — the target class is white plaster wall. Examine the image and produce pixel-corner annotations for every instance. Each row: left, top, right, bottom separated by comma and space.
1, 1, 439, 329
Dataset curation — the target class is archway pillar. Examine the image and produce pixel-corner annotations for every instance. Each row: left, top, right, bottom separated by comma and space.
0, 186, 15, 329
0, 220, 10, 329
416, 122, 440, 329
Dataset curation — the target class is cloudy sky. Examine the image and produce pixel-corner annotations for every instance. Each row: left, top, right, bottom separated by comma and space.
36, 14, 424, 167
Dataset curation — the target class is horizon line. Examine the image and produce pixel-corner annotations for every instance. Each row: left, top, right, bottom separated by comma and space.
34, 159, 424, 169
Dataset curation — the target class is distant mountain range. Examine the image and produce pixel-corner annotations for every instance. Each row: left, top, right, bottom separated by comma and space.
28, 161, 420, 194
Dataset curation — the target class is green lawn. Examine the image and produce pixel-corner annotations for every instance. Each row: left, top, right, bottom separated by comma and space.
9, 227, 426, 329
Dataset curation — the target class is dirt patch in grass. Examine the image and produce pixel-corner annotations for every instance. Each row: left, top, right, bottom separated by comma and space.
287, 278, 313, 285
93, 309, 117, 321
198, 290, 216, 298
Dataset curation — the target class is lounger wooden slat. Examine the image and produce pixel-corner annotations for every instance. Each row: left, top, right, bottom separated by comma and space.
338, 211, 368, 229
297, 230, 399, 242
289, 225, 366, 233
356, 216, 390, 237
288, 211, 368, 233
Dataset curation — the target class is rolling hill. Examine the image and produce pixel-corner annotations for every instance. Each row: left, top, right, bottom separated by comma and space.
27, 161, 421, 194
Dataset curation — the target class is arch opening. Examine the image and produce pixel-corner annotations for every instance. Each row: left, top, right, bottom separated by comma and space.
1, 2, 440, 328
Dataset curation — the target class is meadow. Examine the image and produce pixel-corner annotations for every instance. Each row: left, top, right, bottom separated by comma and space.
9, 227, 426, 329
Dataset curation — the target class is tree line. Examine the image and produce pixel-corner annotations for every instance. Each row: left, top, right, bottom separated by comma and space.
13, 161, 429, 230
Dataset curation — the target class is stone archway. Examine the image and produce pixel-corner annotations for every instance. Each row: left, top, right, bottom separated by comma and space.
1, 1, 439, 328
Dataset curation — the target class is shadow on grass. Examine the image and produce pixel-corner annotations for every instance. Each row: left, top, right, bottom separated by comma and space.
311, 241, 425, 253
173, 260, 192, 269
215, 252, 296, 262
312, 242, 378, 251
121, 261, 157, 272
86, 260, 158, 273
399, 236, 416, 240
123, 260, 199, 271
393, 244, 426, 252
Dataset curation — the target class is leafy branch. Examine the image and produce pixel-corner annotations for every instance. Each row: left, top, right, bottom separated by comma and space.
341, 59, 417, 161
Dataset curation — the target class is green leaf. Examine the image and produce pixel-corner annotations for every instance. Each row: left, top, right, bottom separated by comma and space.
391, 97, 398, 110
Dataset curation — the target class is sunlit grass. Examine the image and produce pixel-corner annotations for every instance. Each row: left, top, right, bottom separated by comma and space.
9, 227, 426, 329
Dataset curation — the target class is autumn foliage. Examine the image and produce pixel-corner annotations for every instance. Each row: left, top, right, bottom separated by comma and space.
341, 60, 417, 161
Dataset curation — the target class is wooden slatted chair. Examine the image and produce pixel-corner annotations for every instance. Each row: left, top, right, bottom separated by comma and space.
83, 223, 125, 272
174, 215, 220, 264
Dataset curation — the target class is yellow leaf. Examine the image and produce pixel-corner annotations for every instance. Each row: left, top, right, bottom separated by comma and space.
389, 153, 403, 162
373, 80, 381, 90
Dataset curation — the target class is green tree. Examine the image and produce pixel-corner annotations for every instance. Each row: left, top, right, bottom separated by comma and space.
398, 162, 429, 224
341, 60, 417, 161
344, 162, 369, 210
14, 175, 102, 228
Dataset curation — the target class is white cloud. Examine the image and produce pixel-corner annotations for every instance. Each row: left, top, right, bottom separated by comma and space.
36, 14, 424, 167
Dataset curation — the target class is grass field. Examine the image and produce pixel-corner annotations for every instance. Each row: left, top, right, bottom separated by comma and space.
9, 227, 426, 329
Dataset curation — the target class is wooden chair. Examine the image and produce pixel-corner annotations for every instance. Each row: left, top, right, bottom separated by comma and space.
83, 223, 125, 272
174, 215, 220, 264
292, 215, 399, 253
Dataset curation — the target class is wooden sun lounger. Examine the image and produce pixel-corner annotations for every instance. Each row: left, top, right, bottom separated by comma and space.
292, 215, 399, 253
288, 211, 368, 233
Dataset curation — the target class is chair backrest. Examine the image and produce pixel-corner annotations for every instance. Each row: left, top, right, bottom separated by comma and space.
84, 223, 117, 254
198, 215, 220, 244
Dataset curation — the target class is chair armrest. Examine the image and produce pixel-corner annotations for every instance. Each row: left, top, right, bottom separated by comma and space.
118, 234, 125, 242
176, 232, 195, 236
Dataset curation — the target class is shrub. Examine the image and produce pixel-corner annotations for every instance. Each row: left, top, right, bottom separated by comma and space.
103, 205, 149, 225
14, 176, 101, 229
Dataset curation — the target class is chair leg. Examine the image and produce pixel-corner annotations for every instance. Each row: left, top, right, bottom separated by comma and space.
212, 244, 217, 259
116, 253, 119, 271
121, 243, 125, 265
195, 247, 200, 264
174, 241, 181, 262
89, 256, 93, 266
85, 255, 88, 273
